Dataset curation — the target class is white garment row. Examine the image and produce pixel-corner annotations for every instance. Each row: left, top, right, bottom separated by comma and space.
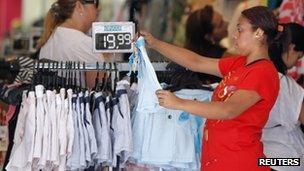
6, 80, 133, 171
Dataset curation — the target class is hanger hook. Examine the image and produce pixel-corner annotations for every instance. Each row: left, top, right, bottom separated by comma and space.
83, 62, 87, 89
78, 61, 82, 90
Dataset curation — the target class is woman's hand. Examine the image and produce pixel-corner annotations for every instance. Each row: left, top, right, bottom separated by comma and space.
140, 31, 158, 49
156, 90, 183, 110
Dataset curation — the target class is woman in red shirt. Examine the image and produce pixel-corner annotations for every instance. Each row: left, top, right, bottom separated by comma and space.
141, 6, 289, 171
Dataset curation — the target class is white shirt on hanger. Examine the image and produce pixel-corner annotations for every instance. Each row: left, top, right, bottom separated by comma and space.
5, 91, 36, 171
66, 94, 81, 170
76, 92, 86, 169
38, 90, 52, 169
66, 89, 75, 156
84, 91, 98, 164
112, 80, 133, 167
11, 91, 29, 153
79, 92, 92, 166
32, 85, 45, 165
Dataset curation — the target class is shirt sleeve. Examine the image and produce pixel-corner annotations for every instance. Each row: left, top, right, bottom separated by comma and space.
289, 78, 304, 124
218, 56, 245, 77
278, 76, 304, 126
237, 65, 279, 102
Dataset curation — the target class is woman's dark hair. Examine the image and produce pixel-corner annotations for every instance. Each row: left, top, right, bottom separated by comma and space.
283, 23, 304, 52
37, 0, 78, 49
166, 5, 225, 89
185, 5, 214, 52
242, 6, 290, 74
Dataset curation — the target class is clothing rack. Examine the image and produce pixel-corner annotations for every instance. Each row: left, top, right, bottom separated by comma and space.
34, 61, 168, 71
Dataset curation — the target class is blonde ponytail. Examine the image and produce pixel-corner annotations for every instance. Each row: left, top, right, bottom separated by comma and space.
36, 1, 77, 49
36, 9, 59, 49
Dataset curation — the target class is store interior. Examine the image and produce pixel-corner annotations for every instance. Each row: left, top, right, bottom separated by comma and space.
0, 0, 304, 170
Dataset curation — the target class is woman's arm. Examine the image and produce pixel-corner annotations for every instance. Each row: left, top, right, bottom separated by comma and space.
156, 89, 261, 119
141, 31, 222, 77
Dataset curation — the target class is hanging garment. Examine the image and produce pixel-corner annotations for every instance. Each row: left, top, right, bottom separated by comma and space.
76, 93, 86, 169
57, 89, 69, 171
111, 80, 133, 168
32, 85, 45, 166
129, 83, 138, 115
55, 93, 63, 171
67, 94, 81, 170
6, 91, 36, 171
50, 93, 60, 169
79, 92, 92, 167
105, 95, 114, 166
3, 91, 26, 170
84, 91, 98, 165
38, 90, 52, 169
66, 89, 75, 157
59, 89, 74, 171
92, 92, 113, 166
3, 103, 21, 171
131, 89, 212, 170
92, 92, 104, 164
14, 56, 36, 85
129, 37, 162, 113
59, 89, 68, 157
50, 90, 58, 167
0, 83, 32, 106
12, 92, 28, 152
117, 79, 138, 116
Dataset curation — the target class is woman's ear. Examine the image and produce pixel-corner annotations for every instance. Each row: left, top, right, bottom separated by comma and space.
254, 28, 264, 39
74, 1, 85, 15
289, 44, 296, 52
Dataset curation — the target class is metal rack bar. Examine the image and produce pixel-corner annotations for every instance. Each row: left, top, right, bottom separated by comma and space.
34, 61, 168, 71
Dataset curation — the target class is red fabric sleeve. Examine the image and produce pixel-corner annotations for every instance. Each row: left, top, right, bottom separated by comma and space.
218, 56, 246, 77
237, 65, 279, 101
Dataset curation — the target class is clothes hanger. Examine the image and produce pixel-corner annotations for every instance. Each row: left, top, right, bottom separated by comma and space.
101, 62, 108, 93
94, 62, 100, 91
53, 62, 59, 92
73, 61, 77, 91
66, 61, 70, 89
69, 61, 73, 89
102, 63, 113, 95
41, 61, 46, 86
82, 62, 87, 91
60, 61, 64, 89
29, 61, 38, 92
46, 61, 52, 90
113, 62, 118, 93
77, 61, 82, 92
100, 62, 107, 92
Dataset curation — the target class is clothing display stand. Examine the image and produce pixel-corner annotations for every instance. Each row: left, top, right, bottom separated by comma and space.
34, 61, 168, 71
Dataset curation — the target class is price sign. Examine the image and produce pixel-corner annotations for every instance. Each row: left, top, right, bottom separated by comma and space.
92, 22, 135, 53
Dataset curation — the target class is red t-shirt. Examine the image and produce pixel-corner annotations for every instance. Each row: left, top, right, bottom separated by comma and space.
201, 56, 279, 171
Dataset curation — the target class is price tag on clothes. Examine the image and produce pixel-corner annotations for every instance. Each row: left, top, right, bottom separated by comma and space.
92, 22, 135, 53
